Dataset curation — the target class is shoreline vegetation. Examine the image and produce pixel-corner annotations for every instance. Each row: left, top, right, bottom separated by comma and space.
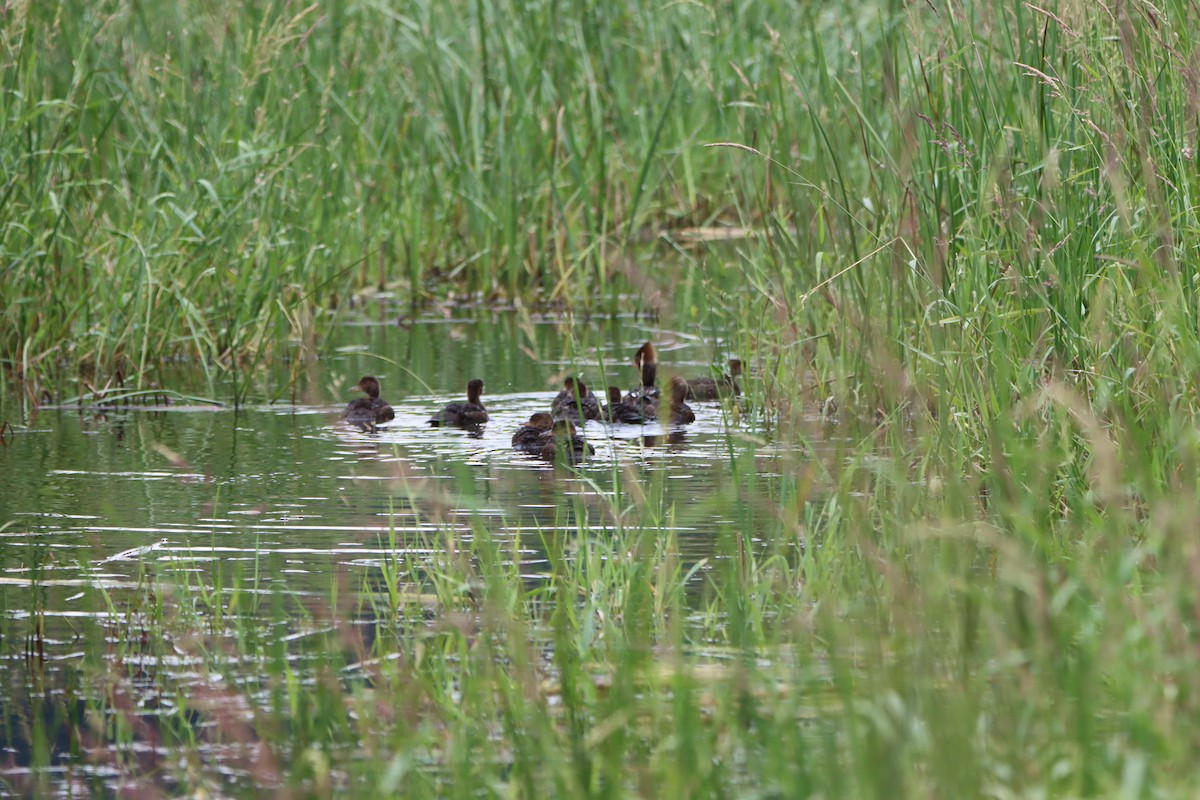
3, 0, 1200, 796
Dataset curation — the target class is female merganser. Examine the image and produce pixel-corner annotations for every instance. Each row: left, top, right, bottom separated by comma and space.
617, 341, 660, 421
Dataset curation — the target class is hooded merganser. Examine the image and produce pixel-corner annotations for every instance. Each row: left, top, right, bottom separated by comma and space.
666, 376, 696, 424
512, 412, 554, 454
429, 379, 488, 427
617, 341, 660, 421
684, 358, 743, 401
551, 377, 601, 424
537, 419, 593, 464
632, 342, 658, 393
343, 376, 395, 430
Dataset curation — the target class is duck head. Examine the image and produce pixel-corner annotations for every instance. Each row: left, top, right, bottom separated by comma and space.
669, 375, 690, 404
633, 342, 657, 388
562, 376, 589, 397
353, 376, 382, 399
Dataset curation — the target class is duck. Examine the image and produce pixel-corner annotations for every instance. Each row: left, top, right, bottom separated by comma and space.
343, 376, 395, 430
537, 419, 593, 464
632, 342, 659, 395
604, 384, 650, 424
600, 386, 625, 422
665, 376, 696, 425
684, 358, 743, 401
512, 412, 554, 454
617, 341, 661, 421
551, 377, 602, 424
429, 378, 488, 427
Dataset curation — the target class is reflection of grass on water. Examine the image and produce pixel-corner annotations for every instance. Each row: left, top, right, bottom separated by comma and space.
2, 0, 1200, 795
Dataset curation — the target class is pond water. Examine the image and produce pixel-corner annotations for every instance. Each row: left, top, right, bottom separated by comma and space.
0, 309, 862, 791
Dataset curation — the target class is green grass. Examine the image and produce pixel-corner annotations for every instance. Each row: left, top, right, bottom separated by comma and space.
3, 0, 1197, 404
5, 431, 1200, 797
4, 0, 1200, 796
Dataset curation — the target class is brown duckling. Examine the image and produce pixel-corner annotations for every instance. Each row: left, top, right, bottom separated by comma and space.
429, 378, 488, 427
550, 377, 602, 424
343, 376, 395, 430
665, 376, 696, 425
684, 358, 743, 401
605, 384, 651, 424
537, 419, 593, 464
600, 386, 625, 422
512, 412, 554, 454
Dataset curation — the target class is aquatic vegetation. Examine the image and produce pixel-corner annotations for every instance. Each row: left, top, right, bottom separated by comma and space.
2, 0, 1200, 795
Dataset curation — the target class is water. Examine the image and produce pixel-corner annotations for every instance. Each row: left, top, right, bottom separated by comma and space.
0, 310, 860, 792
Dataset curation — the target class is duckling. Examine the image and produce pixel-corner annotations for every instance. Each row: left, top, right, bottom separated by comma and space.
512, 412, 554, 454
343, 376, 395, 431
684, 358, 743, 401
665, 376, 696, 425
550, 377, 602, 424
429, 379, 488, 427
537, 419, 593, 464
605, 385, 651, 424
600, 386, 625, 422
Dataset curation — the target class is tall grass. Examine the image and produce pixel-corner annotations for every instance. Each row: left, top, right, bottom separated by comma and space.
1, 0, 766, 394
5, 0, 1200, 796
7, 424, 1200, 796
3, 1, 1194, 404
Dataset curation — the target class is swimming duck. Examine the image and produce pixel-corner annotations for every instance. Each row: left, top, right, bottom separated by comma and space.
429, 379, 488, 427
551, 377, 602, 424
604, 384, 650, 424
684, 358, 743, 401
632, 342, 658, 393
343, 376, 395, 430
618, 341, 661, 420
537, 419, 593, 464
600, 386, 625, 422
666, 376, 696, 425
512, 412, 554, 454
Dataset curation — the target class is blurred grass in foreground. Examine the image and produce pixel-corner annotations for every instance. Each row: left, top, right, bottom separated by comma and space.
3, 0, 1200, 796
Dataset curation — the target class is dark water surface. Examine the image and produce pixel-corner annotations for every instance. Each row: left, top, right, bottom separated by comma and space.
0, 312, 857, 790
